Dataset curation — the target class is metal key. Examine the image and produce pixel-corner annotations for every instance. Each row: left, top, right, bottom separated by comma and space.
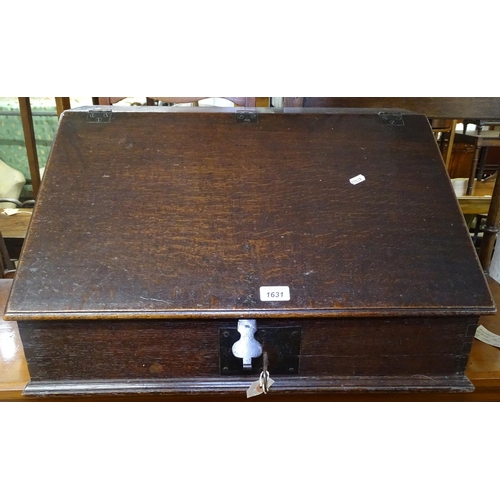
260, 352, 270, 394
246, 351, 275, 398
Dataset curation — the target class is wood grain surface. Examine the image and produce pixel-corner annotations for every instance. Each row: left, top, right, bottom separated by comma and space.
5, 107, 494, 320
17, 316, 475, 382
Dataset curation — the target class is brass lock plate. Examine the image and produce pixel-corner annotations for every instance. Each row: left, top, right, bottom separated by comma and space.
220, 326, 301, 375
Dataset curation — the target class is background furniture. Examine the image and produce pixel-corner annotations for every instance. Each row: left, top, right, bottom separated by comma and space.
455, 130, 500, 192
18, 97, 41, 198
457, 173, 495, 217
0, 208, 32, 262
0, 234, 16, 278
464, 118, 500, 135
453, 125, 500, 269
428, 118, 458, 168
0, 98, 59, 196
0, 160, 25, 209
17, 97, 71, 198
94, 97, 270, 107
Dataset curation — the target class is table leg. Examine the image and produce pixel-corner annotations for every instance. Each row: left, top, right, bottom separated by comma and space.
476, 146, 489, 180
467, 143, 481, 195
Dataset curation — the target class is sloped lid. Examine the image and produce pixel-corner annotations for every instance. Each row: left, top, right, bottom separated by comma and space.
4, 107, 495, 320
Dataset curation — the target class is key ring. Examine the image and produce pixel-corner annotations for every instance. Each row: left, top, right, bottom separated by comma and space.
259, 370, 270, 394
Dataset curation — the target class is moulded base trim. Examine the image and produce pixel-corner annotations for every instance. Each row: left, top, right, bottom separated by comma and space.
22, 374, 474, 397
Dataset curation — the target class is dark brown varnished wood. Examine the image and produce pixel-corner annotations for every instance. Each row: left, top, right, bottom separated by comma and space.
17, 315, 477, 394
4, 106, 495, 396
5, 107, 494, 320
22, 375, 474, 397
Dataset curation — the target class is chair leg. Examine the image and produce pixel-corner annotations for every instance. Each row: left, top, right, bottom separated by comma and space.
0, 232, 15, 278
444, 120, 457, 170
476, 146, 489, 180
467, 144, 481, 195
18, 97, 41, 198
55, 97, 71, 118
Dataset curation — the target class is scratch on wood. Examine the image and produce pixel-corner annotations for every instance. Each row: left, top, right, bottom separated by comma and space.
411, 374, 439, 382
140, 296, 170, 304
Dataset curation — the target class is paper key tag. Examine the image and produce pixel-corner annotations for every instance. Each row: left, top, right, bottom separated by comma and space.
475, 325, 500, 348
2, 209, 19, 216
246, 380, 264, 398
246, 377, 275, 398
349, 174, 365, 185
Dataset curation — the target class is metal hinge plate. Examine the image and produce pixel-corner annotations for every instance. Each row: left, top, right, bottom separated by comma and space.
87, 110, 112, 123
235, 111, 258, 124
379, 112, 404, 126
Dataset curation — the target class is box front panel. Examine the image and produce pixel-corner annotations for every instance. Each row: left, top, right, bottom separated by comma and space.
299, 317, 477, 376
19, 316, 477, 387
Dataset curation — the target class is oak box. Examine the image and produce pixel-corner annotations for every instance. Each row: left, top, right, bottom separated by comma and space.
4, 106, 495, 397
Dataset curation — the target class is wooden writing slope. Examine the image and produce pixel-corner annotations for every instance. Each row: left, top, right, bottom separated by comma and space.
3, 106, 495, 397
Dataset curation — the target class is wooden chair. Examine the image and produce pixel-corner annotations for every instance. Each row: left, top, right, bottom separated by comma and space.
18, 97, 71, 199
0, 160, 26, 209
93, 97, 269, 107
428, 118, 458, 165
0, 203, 32, 263
147, 97, 258, 107
0, 231, 16, 278
0, 198, 34, 208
